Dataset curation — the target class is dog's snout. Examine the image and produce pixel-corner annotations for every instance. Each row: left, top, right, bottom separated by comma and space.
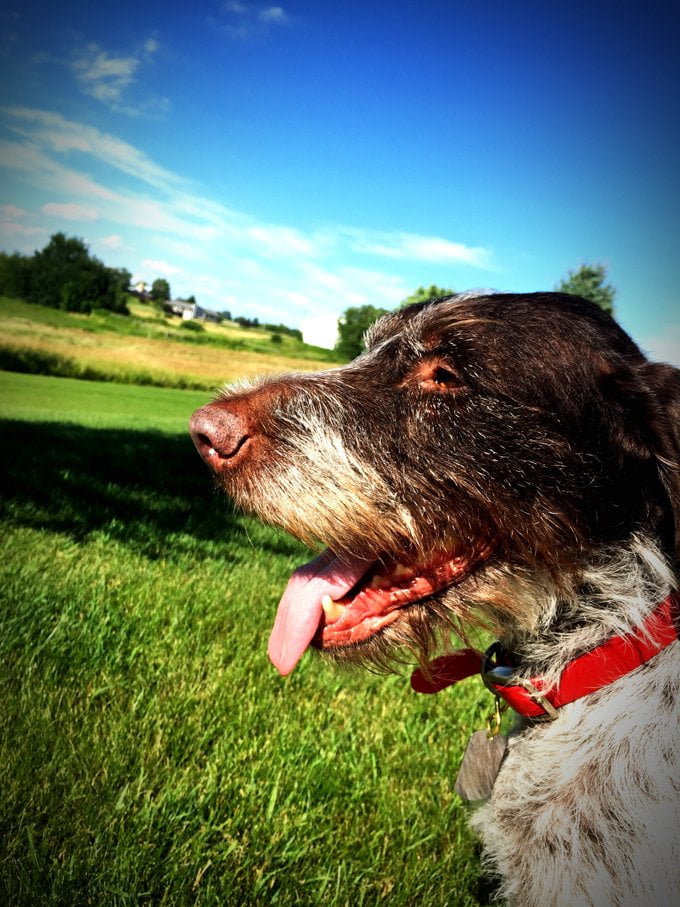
189, 403, 252, 467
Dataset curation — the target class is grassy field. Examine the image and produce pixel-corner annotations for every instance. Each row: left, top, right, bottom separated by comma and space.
0, 372, 489, 905
0, 296, 339, 391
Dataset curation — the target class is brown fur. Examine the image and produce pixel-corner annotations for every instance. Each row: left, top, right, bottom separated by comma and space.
190, 293, 680, 904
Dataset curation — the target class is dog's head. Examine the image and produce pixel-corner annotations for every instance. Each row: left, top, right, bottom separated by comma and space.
190, 293, 680, 674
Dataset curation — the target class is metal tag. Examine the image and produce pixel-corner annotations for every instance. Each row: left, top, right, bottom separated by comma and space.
454, 730, 507, 801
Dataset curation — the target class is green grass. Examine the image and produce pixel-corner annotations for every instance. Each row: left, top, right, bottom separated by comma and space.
0, 373, 489, 905
0, 371, 210, 432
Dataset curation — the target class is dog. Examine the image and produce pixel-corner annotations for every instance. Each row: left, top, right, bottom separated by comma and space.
190, 292, 680, 906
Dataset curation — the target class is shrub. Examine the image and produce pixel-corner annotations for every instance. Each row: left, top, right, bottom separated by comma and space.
180, 320, 205, 333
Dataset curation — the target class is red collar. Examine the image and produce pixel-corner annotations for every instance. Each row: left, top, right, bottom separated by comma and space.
411, 592, 680, 719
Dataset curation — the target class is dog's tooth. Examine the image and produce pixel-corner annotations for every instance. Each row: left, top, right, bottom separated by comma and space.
321, 594, 345, 622
391, 563, 413, 580
369, 574, 388, 588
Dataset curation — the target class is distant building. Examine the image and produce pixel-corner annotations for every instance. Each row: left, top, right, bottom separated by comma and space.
163, 299, 220, 322
127, 281, 152, 302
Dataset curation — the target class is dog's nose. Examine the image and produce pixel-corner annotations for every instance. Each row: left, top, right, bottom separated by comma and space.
189, 402, 252, 468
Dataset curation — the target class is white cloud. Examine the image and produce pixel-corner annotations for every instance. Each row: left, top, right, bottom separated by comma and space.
293, 262, 411, 314
0, 106, 494, 332
298, 262, 347, 293
0, 137, 115, 200
259, 6, 288, 24
72, 43, 137, 103
0, 135, 218, 242
69, 37, 164, 114
42, 202, 98, 221
2, 108, 490, 278
349, 229, 492, 268
190, 272, 230, 299
0, 203, 46, 251
246, 224, 319, 258
0, 221, 46, 238
333, 266, 411, 308
141, 258, 182, 277
3, 107, 181, 191
0, 219, 48, 254
211, 2, 290, 38
0, 204, 28, 219
99, 234, 124, 249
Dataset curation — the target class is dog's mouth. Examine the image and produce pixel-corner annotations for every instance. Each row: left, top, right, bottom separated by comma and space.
268, 540, 491, 675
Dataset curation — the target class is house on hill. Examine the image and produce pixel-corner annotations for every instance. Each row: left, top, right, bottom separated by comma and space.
163, 299, 220, 322
128, 281, 152, 302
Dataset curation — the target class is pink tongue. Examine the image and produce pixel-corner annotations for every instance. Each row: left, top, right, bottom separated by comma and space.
268, 549, 376, 675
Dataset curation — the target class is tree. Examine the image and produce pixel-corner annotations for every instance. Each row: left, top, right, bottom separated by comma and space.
556, 264, 615, 315
335, 304, 390, 360
0, 235, 129, 314
31, 233, 93, 311
151, 278, 171, 302
262, 322, 303, 341
234, 316, 260, 329
400, 284, 455, 307
28, 233, 128, 314
113, 268, 132, 292
0, 251, 32, 300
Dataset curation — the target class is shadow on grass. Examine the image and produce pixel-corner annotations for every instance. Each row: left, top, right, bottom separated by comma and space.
0, 418, 303, 561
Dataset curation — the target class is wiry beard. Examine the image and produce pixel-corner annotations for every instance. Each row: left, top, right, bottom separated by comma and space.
207, 298, 677, 679
215, 377, 469, 562
312, 536, 676, 685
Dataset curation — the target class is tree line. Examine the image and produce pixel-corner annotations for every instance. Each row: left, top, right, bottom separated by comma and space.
0, 234, 616, 359
229, 315, 302, 340
334, 265, 616, 359
0, 234, 131, 315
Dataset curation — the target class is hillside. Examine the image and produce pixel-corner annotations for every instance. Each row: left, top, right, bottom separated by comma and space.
0, 296, 340, 390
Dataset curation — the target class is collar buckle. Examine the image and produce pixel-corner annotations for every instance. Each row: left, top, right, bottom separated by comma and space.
482, 642, 559, 720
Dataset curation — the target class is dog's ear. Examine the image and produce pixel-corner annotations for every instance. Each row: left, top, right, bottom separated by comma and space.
638, 361, 680, 558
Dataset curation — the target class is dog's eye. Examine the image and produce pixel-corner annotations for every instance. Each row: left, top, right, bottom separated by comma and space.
418, 362, 463, 392
432, 366, 458, 387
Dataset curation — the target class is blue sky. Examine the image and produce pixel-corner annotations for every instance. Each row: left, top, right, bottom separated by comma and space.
0, 1, 678, 356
